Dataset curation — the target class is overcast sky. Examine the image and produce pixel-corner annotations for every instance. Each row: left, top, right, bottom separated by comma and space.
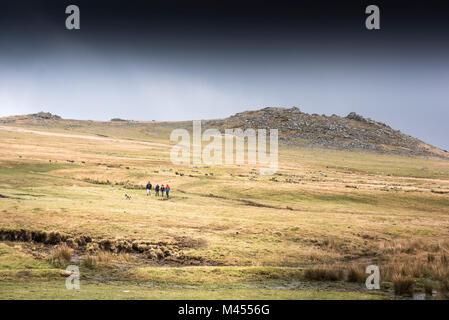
0, 1, 448, 150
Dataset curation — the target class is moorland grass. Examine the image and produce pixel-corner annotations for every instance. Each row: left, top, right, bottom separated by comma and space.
0, 124, 448, 299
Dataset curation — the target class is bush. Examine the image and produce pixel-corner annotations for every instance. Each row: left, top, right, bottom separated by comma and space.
82, 251, 115, 270
97, 250, 113, 263
82, 254, 97, 269
393, 275, 414, 296
346, 265, 366, 283
304, 266, 344, 281
49, 244, 73, 267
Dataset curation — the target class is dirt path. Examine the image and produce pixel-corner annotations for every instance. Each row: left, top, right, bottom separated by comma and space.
0, 125, 170, 148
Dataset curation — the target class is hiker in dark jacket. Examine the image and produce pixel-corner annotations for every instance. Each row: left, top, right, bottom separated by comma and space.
165, 184, 171, 198
160, 184, 165, 197
146, 181, 152, 196
155, 184, 160, 196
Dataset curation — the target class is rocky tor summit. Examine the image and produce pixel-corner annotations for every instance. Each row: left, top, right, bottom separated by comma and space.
205, 107, 447, 158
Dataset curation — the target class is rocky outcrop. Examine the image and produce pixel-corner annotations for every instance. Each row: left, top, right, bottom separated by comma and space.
204, 107, 447, 158
31, 112, 61, 120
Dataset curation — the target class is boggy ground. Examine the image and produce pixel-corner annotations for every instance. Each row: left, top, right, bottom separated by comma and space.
0, 122, 448, 299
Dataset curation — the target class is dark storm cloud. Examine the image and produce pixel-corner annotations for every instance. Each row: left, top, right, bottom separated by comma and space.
0, 1, 448, 149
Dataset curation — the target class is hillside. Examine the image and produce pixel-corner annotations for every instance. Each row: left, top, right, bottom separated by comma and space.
0, 108, 447, 159
1, 108, 449, 299
205, 107, 448, 158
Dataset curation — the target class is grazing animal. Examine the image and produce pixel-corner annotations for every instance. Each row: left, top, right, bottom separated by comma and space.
124, 194, 132, 200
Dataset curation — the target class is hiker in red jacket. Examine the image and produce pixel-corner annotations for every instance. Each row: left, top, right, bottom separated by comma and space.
165, 184, 171, 198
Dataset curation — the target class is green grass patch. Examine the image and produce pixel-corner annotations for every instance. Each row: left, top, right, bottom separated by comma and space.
125, 266, 304, 285
0, 161, 77, 175
0, 243, 53, 270
0, 280, 387, 300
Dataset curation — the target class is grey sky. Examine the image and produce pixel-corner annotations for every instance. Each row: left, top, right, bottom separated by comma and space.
1, 45, 448, 150
0, 1, 448, 150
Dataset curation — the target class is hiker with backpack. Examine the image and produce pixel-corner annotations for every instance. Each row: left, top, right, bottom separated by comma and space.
161, 184, 165, 197
146, 181, 152, 196
155, 184, 160, 196
165, 184, 170, 198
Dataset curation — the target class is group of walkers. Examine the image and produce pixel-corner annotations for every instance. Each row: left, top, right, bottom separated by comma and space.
146, 181, 170, 198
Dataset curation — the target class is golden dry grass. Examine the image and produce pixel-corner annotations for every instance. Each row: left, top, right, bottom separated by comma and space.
49, 244, 73, 267
0, 121, 448, 298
